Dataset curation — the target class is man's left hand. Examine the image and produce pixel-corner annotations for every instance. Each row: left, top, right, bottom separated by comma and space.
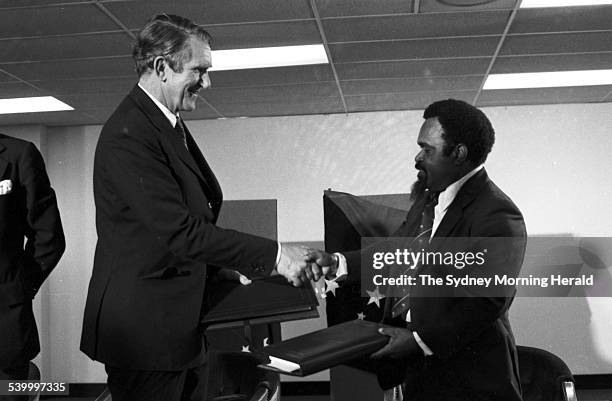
371, 327, 420, 359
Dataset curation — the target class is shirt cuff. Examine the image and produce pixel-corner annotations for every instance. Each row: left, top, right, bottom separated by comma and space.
275, 242, 282, 267
334, 252, 348, 279
412, 331, 434, 356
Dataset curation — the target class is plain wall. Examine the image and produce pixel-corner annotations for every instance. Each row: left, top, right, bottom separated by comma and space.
3, 101, 612, 382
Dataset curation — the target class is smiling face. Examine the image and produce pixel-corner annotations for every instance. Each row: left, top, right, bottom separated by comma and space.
162, 35, 211, 113
414, 117, 459, 192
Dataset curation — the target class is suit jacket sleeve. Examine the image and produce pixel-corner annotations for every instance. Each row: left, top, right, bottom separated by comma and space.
99, 126, 278, 274
21, 142, 65, 296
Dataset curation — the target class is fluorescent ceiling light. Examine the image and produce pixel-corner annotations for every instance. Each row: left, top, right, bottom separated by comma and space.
0, 96, 73, 114
210, 44, 328, 71
483, 70, 612, 90
520, 0, 612, 8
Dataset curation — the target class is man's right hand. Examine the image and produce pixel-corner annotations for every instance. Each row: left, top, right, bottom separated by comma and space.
276, 244, 314, 287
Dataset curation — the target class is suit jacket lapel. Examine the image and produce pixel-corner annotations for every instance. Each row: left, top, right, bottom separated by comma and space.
433, 168, 489, 239
393, 196, 426, 237
183, 124, 222, 206
0, 141, 8, 178
128, 85, 216, 198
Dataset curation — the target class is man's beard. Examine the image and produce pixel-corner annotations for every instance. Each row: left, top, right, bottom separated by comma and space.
410, 177, 428, 201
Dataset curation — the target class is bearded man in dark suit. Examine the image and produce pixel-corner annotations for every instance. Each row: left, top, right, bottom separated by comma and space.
0, 133, 65, 400
311, 99, 527, 401
80, 14, 316, 401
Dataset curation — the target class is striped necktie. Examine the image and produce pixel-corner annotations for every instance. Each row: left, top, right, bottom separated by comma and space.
391, 189, 439, 318
175, 116, 188, 149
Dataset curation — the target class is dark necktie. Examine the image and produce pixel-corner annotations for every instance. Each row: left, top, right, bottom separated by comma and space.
391, 189, 439, 319
175, 116, 188, 149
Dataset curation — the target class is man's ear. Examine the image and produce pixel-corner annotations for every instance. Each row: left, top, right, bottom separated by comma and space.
453, 143, 468, 164
153, 56, 167, 82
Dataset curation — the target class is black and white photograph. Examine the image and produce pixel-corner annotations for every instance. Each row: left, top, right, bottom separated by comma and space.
1, 1, 612, 400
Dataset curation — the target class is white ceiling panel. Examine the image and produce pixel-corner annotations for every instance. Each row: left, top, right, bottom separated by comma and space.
493, 53, 612, 73
477, 86, 612, 106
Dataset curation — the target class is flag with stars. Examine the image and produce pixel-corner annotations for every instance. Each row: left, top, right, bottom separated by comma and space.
323, 190, 412, 326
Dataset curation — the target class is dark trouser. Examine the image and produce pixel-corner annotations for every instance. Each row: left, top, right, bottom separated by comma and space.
105, 363, 207, 401
0, 363, 30, 401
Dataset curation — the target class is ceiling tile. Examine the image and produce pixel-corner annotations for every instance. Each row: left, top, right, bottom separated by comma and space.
0, 32, 132, 63
341, 76, 483, 95
336, 58, 491, 80
58, 93, 128, 111
0, 110, 96, 127
330, 37, 500, 63
213, 97, 345, 118
0, 70, 16, 83
206, 21, 320, 50
203, 82, 340, 104
210, 65, 334, 88
0, 81, 44, 98
501, 31, 612, 56
511, 6, 612, 34
1, 57, 135, 81
345, 90, 476, 112
323, 11, 509, 43
314, 0, 414, 17
419, 0, 516, 13
0, 4, 116, 38
104, 0, 312, 28
477, 86, 612, 106
35, 77, 134, 95
0, 0, 89, 6
492, 53, 612, 73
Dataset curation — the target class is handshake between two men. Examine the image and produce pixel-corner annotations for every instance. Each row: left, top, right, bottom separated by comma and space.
276, 245, 338, 287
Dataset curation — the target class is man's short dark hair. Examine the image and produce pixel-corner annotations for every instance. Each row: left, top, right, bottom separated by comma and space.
423, 99, 495, 166
132, 14, 212, 77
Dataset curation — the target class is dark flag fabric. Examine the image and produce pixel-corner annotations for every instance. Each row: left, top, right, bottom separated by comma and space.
323, 190, 412, 326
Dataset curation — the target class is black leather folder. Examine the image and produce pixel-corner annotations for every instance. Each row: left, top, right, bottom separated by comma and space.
258, 319, 390, 376
202, 274, 319, 330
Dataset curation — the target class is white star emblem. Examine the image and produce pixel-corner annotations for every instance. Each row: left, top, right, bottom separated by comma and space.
357, 312, 366, 320
366, 287, 385, 308
241, 345, 250, 353
325, 279, 339, 297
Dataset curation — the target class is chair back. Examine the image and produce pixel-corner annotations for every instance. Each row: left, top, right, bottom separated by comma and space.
28, 362, 41, 401
518, 346, 578, 401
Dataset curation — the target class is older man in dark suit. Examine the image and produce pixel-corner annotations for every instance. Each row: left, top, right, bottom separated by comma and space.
0, 133, 65, 400
311, 99, 527, 401
80, 14, 316, 401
